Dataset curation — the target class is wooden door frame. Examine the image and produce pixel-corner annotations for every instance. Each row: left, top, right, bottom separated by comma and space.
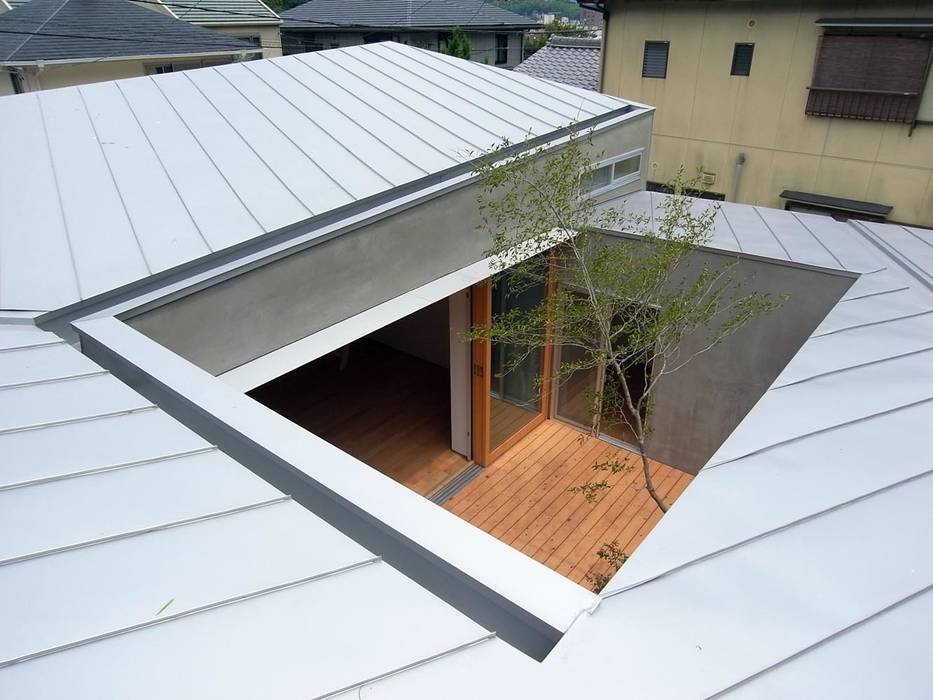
470, 266, 555, 467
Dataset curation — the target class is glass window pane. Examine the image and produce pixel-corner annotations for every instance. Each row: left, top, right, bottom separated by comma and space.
489, 276, 544, 450
554, 343, 599, 429
580, 164, 612, 194
612, 156, 640, 181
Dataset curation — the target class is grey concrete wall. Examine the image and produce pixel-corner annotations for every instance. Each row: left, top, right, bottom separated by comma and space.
128, 115, 653, 376
370, 298, 450, 368
598, 241, 855, 474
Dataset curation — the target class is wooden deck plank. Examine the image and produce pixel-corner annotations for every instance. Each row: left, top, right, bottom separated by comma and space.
444, 420, 694, 588
250, 339, 470, 497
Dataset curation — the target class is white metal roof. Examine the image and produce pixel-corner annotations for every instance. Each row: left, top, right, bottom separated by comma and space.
0, 322, 507, 699
0, 41, 636, 312
2, 41, 932, 696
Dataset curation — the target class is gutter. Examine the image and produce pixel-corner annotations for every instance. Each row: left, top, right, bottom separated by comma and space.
0, 47, 262, 67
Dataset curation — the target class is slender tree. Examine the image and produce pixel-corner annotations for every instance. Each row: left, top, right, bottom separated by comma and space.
440, 26, 472, 60
468, 132, 783, 587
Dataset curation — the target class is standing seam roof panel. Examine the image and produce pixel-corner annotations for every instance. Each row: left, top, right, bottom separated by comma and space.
184, 66, 354, 212
0, 96, 78, 310
154, 71, 312, 231
79, 81, 211, 273
287, 52, 462, 172
113, 77, 265, 252
37, 89, 152, 298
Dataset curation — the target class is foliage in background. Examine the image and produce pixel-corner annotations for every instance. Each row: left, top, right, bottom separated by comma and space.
523, 19, 596, 58
469, 132, 785, 591
490, 0, 580, 20
439, 26, 473, 60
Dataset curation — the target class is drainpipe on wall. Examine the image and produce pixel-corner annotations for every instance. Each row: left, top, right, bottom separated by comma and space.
731, 152, 746, 202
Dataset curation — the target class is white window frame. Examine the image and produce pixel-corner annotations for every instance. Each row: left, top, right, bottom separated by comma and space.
579, 148, 644, 197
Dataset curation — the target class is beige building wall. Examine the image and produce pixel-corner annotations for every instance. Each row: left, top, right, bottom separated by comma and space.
601, 0, 933, 226
207, 23, 283, 58
14, 53, 254, 91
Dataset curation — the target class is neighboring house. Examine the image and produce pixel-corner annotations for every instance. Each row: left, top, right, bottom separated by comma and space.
585, 0, 933, 226
157, 0, 283, 58
515, 36, 601, 91
2, 0, 284, 59
279, 0, 538, 68
1, 43, 933, 699
0, 0, 261, 93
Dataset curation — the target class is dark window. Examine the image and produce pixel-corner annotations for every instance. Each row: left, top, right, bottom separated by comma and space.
647, 181, 725, 201
642, 41, 669, 78
495, 34, 509, 65
806, 33, 933, 123
731, 43, 754, 76
239, 35, 261, 47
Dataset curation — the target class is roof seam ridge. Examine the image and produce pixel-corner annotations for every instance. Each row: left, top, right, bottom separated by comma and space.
0, 368, 108, 391
788, 210, 847, 269
838, 284, 909, 302
0, 555, 382, 670
274, 54, 432, 176
180, 70, 315, 218
315, 49, 484, 152
394, 41, 604, 118
0, 495, 292, 569
244, 57, 395, 188
750, 205, 792, 259
336, 45, 503, 141
355, 43, 542, 135
313, 632, 498, 700
705, 581, 933, 699
76, 86, 154, 276
113, 80, 213, 253
311, 50, 467, 164
379, 41, 578, 125
770, 345, 933, 390
451, 40, 619, 110
217, 63, 357, 200
146, 75, 267, 233
850, 220, 933, 295
601, 466, 933, 603
811, 307, 933, 338
0, 445, 218, 492
704, 395, 933, 469
0, 404, 158, 436
0, 338, 66, 353
35, 92, 84, 302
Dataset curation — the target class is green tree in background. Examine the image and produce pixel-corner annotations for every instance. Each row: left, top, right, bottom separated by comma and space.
440, 26, 472, 60
524, 19, 596, 58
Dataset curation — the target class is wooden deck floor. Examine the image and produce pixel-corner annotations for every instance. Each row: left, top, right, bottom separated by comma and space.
445, 420, 693, 588
249, 340, 470, 497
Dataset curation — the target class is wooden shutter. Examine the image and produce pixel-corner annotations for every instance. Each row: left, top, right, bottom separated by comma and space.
807, 34, 933, 123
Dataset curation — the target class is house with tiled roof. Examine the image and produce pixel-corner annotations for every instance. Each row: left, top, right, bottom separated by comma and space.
280, 0, 538, 67
1, 0, 283, 59
516, 36, 601, 90
0, 0, 260, 93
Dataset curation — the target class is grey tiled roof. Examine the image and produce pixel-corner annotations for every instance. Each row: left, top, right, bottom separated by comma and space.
281, 0, 538, 30
6, 0, 280, 25
515, 35, 601, 91
0, 0, 261, 63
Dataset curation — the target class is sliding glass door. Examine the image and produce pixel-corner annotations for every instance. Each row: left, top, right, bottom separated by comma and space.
471, 275, 551, 466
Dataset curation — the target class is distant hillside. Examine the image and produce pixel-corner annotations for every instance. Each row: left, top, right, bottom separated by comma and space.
489, 0, 580, 20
